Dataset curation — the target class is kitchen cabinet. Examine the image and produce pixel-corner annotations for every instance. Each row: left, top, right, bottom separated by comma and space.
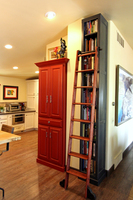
13, 124, 25, 133
7, 115, 12, 126
25, 112, 34, 130
39, 65, 62, 119
27, 79, 39, 96
0, 115, 7, 130
35, 58, 69, 172
38, 124, 63, 166
26, 79, 39, 129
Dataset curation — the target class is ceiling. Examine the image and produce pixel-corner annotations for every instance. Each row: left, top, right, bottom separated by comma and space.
0, 0, 133, 79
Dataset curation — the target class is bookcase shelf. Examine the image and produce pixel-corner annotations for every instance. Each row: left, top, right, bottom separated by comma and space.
80, 13, 108, 186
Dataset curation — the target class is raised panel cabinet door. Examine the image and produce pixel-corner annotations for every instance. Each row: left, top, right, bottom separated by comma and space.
50, 65, 63, 119
27, 80, 36, 96
38, 125, 49, 161
27, 96, 36, 109
25, 113, 34, 129
49, 127, 63, 166
39, 67, 50, 118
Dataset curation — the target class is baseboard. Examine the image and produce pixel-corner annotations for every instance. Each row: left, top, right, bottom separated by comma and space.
123, 141, 133, 159
106, 164, 114, 177
106, 142, 133, 177
114, 150, 122, 169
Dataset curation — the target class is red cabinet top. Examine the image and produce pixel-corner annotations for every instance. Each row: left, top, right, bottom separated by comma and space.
35, 58, 69, 68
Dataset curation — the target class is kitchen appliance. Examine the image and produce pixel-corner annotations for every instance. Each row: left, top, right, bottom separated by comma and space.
6, 103, 20, 112
12, 114, 25, 125
19, 103, 26, 111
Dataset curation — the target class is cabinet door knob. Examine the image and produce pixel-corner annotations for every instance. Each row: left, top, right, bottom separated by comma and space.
46, 132, 48, 137
48, 121, 50, 123
50, 132, 51, 138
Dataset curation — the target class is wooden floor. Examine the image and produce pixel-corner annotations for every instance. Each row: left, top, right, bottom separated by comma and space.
0, 130, 132, 200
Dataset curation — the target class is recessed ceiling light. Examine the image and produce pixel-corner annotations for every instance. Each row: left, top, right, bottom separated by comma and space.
35, 71, 39, 74
45, 11, 56, 19
13, 66, 18, 69
5, 44, 12, 49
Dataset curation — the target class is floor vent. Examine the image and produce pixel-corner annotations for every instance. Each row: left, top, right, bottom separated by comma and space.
117, 32, 124, 48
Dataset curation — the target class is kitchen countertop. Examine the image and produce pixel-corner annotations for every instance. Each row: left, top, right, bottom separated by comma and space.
0, 108, 36, 115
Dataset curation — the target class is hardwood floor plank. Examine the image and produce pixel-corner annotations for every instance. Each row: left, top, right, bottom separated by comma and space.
0, 130, 132, 200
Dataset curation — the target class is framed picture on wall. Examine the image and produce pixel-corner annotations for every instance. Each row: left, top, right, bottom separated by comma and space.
115, 65, 133, 126
3, 85, 18, 100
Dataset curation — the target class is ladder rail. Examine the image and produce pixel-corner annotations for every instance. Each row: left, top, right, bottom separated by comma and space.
85, 47, 98, 197
65, 50, 80, 189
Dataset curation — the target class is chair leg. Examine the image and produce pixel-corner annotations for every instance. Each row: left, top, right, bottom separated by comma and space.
0, 187, 4, 198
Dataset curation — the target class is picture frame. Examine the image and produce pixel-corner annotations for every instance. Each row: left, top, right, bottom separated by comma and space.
115, 65, 133, 126
48, 47, 59, 60
48, 46, 67, 60
3, 85, 18, 100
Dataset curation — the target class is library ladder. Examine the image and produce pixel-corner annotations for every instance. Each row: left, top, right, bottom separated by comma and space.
60, 47, 99, 199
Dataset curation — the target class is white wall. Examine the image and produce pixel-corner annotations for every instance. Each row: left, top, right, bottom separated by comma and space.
0, 76, 27, 103
106, 21, 133, 170
67, 19, 82, 169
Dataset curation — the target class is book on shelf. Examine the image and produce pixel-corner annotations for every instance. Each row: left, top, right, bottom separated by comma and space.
86, 74, 94, 86
90, 160, 96, 174
83, 106, 91, 121
83, 107, 87, 120
83, 56, 87, 69
82, 123, 85, 137
92, 142, 96, 157
85, 38, 96, 52
83, 56, 95, 70
91, 56, 94, 69
82, 89, 92, 104
85, 19, 98, 35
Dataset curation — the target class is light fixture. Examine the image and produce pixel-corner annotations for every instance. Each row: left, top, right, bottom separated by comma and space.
13, 66, 18, 69
45, 11, 56, 19
5, 44, 12, 49
35, 71, 39, 74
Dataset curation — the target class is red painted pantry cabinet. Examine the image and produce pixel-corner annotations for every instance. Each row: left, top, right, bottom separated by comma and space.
35, 58, 69, 172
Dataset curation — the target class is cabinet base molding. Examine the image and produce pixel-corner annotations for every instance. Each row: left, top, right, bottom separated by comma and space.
37, 158, 65, 172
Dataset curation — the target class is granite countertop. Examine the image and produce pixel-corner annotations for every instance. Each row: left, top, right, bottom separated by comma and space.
0, 108, 36, 115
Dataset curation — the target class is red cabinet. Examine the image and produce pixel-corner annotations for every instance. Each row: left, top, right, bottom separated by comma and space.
35, 58, 69, 172
39, 65, 62, 119
38, 125, 63, 166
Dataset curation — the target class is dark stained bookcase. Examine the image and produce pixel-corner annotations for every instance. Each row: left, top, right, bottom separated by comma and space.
80, 13, 108, 186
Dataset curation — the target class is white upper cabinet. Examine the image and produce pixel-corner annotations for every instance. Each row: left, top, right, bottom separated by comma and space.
26, 80, 39, 96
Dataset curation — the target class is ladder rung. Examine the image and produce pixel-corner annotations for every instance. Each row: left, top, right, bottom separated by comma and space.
67, 168, 87, 180
76, 69, 94, 73
72, 118, 91, 123
70, 135, 89, 141
75, 86, 93, 89
69, 152, 88, 160
73, 102, 92, 106
78, 51, 96, 57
